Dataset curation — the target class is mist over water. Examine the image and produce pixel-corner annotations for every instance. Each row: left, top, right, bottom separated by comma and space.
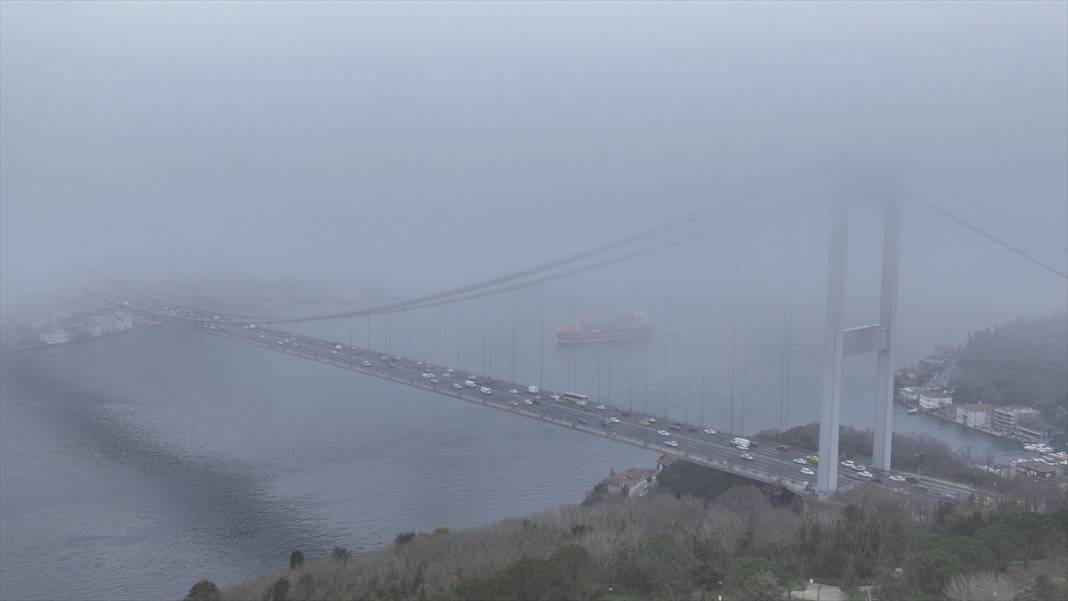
1, 2, 1066, 600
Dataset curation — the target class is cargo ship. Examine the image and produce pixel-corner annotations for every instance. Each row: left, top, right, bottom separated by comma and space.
554, 314, 654, 343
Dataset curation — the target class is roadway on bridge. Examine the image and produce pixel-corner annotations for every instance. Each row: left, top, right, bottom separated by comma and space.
103, 294, 973, 501
203, 324, 970, 501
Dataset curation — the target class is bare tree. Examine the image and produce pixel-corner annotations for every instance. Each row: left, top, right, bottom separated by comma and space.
945, 572, 1010, 601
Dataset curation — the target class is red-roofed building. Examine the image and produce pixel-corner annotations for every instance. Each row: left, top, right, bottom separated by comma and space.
1017, 461, 1058, 479
603, 467, 656, 497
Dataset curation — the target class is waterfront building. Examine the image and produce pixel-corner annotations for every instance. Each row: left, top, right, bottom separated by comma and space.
992, 405, 1040, 432
952, 403, 994, 428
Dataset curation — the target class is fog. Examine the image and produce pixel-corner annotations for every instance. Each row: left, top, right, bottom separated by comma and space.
2, 1, 1066, 339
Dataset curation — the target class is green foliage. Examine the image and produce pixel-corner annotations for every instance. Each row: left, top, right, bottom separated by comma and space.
184, 580, 221, 601
288, 550, 304, 570
582, 482, 609, 507
905, 548, 963, 596
635, 534, 699, 598
394, 532, 417, 546
724, 556, 783, 601
655, 458, 750, 503
839, 558, 858, 594
442, 544, 603, 601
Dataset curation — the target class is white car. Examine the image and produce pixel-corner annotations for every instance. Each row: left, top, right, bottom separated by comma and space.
331, 350, 339, 354
888, 474, 906, 482
740, 453, 755, 461
793, 457, 808, 465
664, 440, 679, 448
334, 344, 343, 350
656, 429, 671, 436
841, 460, 855, 468
362, 360, 372, 367
857, 471, 874, 479
852, 464, 867, 472
379, 355, 390, 361
510, 388, 519, 394
452, 383, 462, 390
550, 394, 561, 401
647, 418, 657, 424
608, 417, 620, 424
429, 378, 438, 384
479, 387, 493, 395
522, 399, 534, 405
595, 404, 606, 410
703, 428, 717, 434
416, 361, 424, 366
800, 467, 815, 476
421, 373, 432, 379
276, 340, 284, 344
465, 380, 477, 388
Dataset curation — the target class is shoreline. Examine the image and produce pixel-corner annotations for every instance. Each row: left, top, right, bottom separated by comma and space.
0, 322, 163, 354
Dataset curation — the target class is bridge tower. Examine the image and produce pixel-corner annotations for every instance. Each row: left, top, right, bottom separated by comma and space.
817, 172, 901, 495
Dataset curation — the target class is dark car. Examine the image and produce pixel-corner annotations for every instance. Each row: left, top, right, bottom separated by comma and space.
669, 424, 682, 431
905, 476, 919, 484
777, 445, 790, 452
577, 419, 588, 425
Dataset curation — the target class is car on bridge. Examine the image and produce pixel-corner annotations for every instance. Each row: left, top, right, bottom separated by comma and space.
664, 440, 679, 448
740, 453, 755, 461
888, 474, 906, 482
800, 467, 815, 476
857, 471, 874, 479
452, 383, 463, 390
792, 457, 808, 465
705, 428, 719, 435
479, 387, 493, 395
656, 429, 670, 436
362, 360, 372, 367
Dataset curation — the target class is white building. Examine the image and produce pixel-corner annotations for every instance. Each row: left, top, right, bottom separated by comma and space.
39, 328, 69, 345
898, 386, 921, 403
952, 403, 993, 428
918, 391, 953, 410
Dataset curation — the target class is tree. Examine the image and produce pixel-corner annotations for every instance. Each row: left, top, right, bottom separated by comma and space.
331, 546, 351, 560
395, 532, 417, 546
635, 534, 699, 599
839, 558, 858, 595
266, 576, 290, 601
295, 573, 314, 600
184, 580, 221, 601
724, 556, 783, 601
288, 550, 304, 570
905, 548, 962, 595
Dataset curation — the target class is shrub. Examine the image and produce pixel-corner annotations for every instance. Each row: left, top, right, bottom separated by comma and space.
266, 576, 289, 601
288, 550, 304, 570
184, 580, 221, 601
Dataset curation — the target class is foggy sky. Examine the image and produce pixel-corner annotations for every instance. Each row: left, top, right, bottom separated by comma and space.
2, 1, 1066, 333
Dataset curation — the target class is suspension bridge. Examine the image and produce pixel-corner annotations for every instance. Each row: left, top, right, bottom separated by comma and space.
91, 171, 1066, 499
